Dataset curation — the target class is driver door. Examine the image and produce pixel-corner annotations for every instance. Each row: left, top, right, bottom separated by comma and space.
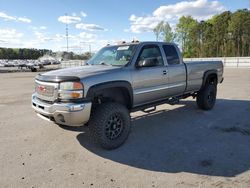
132, 44, 168, 106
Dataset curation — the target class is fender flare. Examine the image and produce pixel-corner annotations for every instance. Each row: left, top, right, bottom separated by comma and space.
86, 81, 133, 107
201, 70, 218, 89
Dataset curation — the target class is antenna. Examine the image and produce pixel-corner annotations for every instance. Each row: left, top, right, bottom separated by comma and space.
65, 13, 69, 52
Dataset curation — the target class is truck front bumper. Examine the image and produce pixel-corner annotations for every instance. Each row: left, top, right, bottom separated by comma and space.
32, 94, 92, 126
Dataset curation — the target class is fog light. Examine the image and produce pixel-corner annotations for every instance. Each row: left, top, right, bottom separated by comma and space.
57, 114, 65, 123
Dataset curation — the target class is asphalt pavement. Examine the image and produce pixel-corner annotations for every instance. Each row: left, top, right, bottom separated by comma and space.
0, 68, 250, 188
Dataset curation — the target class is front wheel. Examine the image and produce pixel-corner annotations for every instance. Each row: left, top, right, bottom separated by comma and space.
88, 102, 131, 150
196, 84, 217, 110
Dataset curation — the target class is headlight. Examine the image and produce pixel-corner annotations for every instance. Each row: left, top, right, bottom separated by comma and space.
59, 82, 83, 100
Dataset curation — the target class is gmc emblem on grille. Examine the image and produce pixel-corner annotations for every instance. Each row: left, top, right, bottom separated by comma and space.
37, 85, 46, 92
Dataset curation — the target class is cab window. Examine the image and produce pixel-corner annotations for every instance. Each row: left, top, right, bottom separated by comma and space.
163, 45, 180, 65
136, 45, 164, 67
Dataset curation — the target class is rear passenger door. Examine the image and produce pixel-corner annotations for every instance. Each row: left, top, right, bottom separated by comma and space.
162, 45, 186, 97
132, 44, 168, 106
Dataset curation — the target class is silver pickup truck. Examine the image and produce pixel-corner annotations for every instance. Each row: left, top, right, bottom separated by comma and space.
32, 41, 223, 149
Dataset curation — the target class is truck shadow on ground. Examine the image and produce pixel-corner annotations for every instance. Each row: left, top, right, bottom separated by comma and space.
75, 99, 250, 177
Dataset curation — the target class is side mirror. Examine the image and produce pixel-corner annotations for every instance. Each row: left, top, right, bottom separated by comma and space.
137, 57, 158, 68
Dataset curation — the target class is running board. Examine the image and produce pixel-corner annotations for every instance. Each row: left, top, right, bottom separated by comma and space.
142, 106, 156, 113
131, 97, 180, 113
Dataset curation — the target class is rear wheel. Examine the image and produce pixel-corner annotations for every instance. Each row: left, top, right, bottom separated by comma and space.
196, 83, 217, 110
88, 102, 131, 150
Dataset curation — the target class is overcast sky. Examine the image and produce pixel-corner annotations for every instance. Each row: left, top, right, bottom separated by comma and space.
0, 0, 249, 53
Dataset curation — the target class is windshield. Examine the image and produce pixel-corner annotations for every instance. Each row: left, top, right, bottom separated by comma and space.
88, 44, 137, 66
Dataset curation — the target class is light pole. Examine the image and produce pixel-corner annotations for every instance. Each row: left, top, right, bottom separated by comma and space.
65, 13, 69, 52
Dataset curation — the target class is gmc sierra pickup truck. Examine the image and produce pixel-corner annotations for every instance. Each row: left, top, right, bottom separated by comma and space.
32, 41, 223, 149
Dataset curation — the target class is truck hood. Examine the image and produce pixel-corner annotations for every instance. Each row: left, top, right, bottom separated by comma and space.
42, 65, 121, 78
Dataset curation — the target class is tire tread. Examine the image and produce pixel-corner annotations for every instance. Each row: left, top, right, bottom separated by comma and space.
88, 102, 131, 149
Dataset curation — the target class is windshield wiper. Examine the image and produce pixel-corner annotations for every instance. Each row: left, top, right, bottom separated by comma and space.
110, 64, 123, 67
99, 61, 110, 66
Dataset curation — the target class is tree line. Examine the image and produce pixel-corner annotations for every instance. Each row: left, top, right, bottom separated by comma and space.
0, 47, 92, 60
61, 51, 92, 60
154, 9, 250, 58
0, 48, 52, 60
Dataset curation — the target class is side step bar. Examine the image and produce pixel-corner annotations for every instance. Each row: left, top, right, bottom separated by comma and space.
131, 97, 181, 113
142, 106, 156, 113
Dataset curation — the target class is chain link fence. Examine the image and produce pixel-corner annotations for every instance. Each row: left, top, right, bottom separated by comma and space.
60, 60, 87, 68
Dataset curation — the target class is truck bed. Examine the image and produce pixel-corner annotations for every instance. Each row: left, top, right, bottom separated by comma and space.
184, 61, 223, 93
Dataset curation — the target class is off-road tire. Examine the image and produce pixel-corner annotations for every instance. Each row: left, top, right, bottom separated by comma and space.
88, 102, 131, 150
196, 83, 217, 110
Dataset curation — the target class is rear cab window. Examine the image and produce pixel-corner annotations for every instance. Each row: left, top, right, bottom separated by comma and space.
163, 45, 180, 65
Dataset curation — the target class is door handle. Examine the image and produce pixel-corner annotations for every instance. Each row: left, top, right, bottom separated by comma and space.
163, 70, 167, 75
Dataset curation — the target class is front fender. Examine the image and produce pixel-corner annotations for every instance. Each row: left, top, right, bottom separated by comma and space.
86, 81, 133, 107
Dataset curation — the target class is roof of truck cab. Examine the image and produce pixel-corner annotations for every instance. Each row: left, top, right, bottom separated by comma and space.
106, 41, 177, 47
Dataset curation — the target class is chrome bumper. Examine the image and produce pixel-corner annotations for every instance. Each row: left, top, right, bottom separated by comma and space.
32, 94, 92, 126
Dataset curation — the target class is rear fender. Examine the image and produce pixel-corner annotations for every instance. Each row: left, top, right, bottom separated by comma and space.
201, 70, 218, 89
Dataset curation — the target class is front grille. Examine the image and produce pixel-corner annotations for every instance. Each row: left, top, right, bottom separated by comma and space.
35, 80, 58, 102
36, 83, 54, 97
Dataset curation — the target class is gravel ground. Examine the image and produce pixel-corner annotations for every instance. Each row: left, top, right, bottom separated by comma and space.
0, 68, 250, 188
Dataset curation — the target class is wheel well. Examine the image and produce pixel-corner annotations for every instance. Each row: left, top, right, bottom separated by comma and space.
202, 71, 218, 89
206, 74, 218, 85
92, 87, 132, 109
